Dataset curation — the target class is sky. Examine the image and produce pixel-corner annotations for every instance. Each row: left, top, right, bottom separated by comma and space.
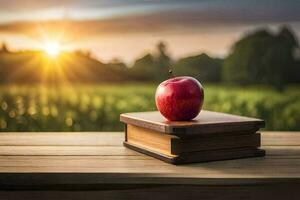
0, 0, 300, 63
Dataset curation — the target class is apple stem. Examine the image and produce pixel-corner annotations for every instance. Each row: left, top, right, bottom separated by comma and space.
168, 67, 174, 77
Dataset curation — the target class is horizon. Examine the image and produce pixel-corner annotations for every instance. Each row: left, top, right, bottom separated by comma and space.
1, 24, 298, 65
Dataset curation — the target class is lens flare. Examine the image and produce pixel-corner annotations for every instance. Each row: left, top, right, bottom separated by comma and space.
44, 41, 61, 57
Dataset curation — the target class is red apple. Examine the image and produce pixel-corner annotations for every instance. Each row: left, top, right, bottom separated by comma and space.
155, 76, 204, 121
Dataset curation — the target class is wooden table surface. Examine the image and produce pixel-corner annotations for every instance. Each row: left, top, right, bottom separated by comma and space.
0, 131, 299, 200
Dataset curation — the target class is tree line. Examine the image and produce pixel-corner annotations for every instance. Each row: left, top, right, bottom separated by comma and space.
0, 25, 299, 89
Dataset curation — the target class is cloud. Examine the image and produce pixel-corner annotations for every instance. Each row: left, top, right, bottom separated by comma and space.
1, 0, 300, 22
0, 0, 157, 12
0, 8, 299, 36
0, 0, 300, 44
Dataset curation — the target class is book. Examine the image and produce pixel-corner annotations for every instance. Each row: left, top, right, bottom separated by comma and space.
120, 110, 265, 137
126, 124, 261, 156
124, 142, 265, 164
120, 110, 265, 164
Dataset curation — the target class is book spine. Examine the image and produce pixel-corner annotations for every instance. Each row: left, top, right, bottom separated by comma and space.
171, 133, 261, 154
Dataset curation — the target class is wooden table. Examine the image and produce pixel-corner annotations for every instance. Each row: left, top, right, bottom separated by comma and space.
0, 132, 299, 200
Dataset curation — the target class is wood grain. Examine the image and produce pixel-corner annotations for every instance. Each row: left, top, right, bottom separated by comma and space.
2, 131, 295, 146
0, 132, 123, 146
0, 132, 297, 188
0, 184, 299, 200
262, 132, 300, 146
0, 146, 137, 156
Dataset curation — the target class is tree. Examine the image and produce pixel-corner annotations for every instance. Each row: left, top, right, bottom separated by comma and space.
156, 41, 171, 66
278, 26, 300, 84
223, 26, 300, 89
0, 42, 9, 53
174, 53, 222, 82
155, 41, 172, 81
130, 41, 172, 82
131, 53, 157, 81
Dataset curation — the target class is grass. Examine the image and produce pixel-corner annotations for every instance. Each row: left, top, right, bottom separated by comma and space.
0, 84, 299, 132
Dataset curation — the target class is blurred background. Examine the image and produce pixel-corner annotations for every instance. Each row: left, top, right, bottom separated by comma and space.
0, 0, 299, 132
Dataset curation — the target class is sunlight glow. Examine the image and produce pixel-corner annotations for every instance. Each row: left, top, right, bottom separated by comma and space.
44, 41, 61, 57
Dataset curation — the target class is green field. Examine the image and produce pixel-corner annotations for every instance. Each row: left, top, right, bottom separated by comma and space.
0, 84, 299, 132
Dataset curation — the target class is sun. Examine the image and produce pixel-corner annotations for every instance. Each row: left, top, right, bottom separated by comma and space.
44, 41, 61, 57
